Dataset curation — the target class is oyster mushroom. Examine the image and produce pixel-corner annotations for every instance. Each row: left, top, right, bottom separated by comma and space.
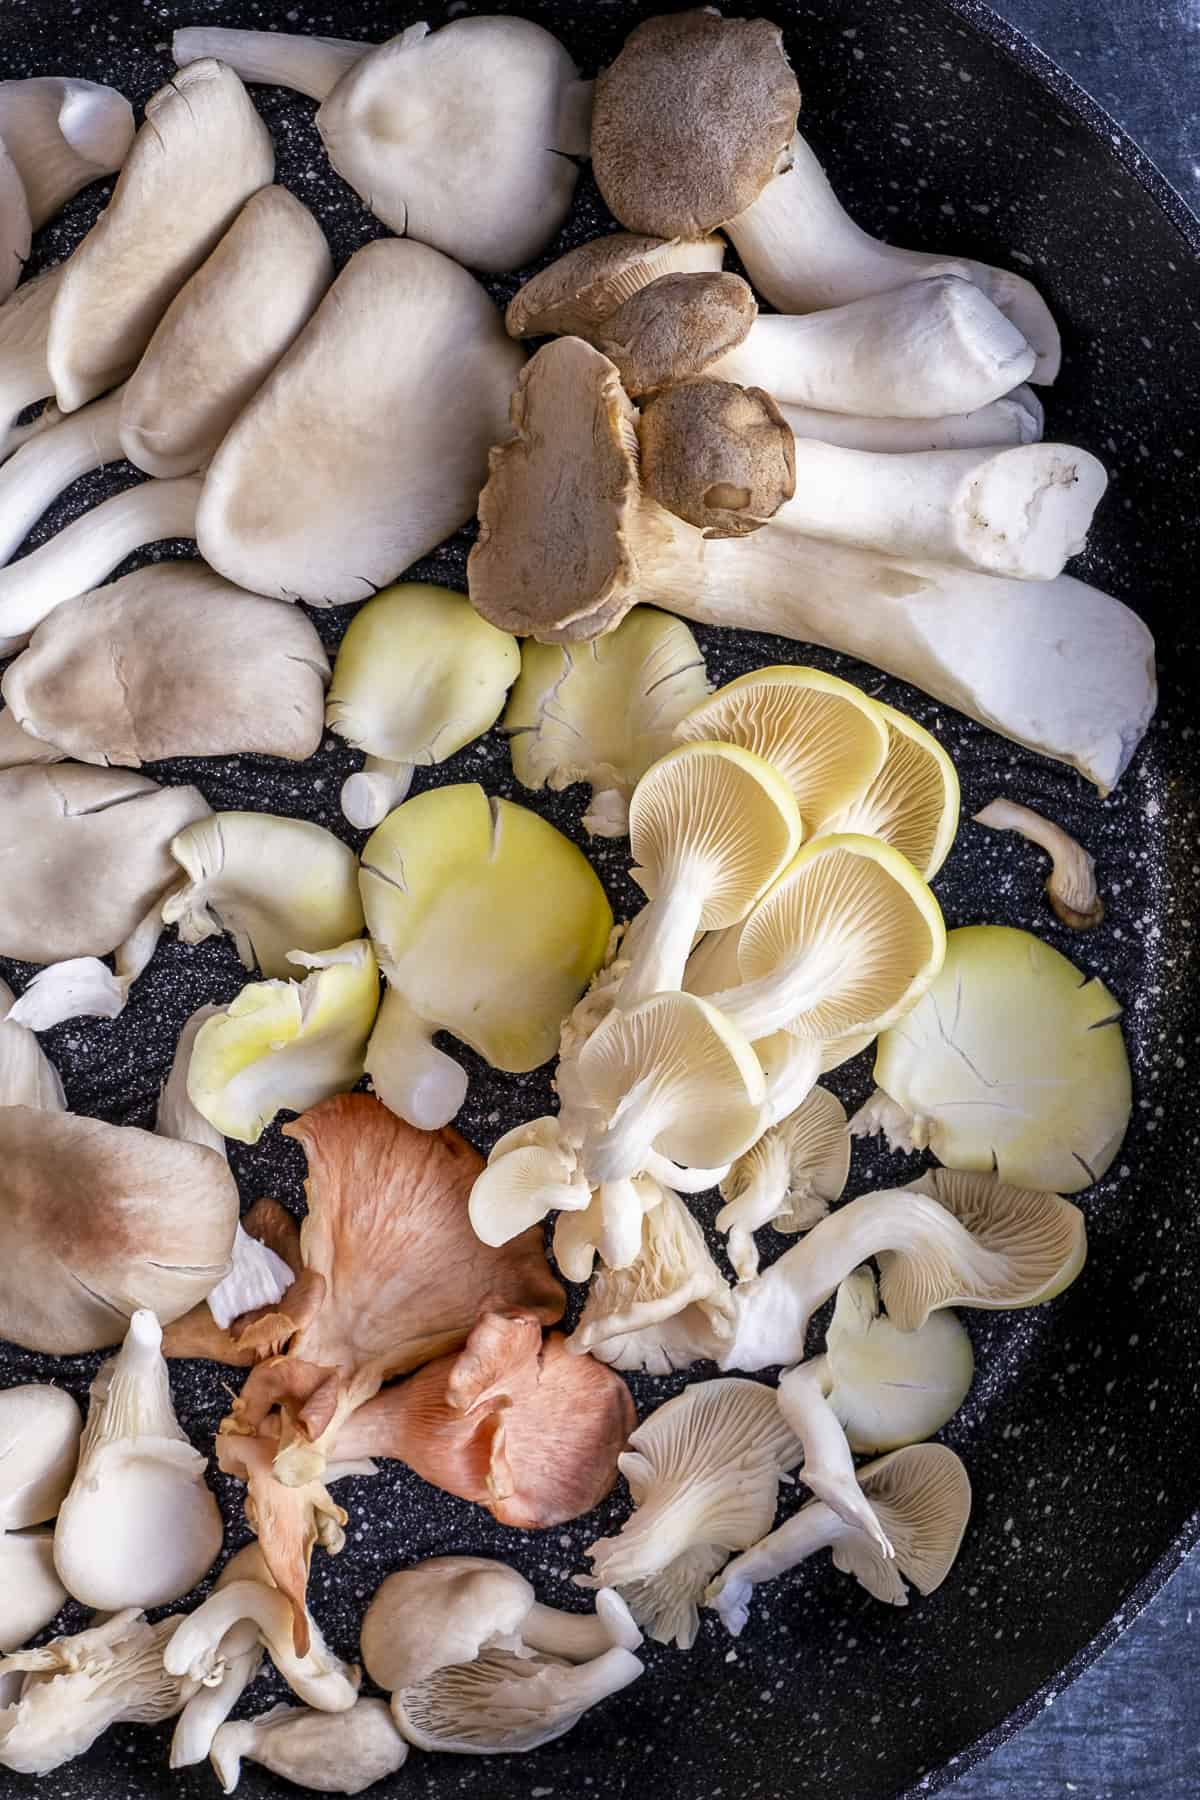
172, 27, 365, 99
47, 61, 274, 413
973, 797, 1103, 929
391, 1644, 642, 1755
165, 1576, 359, 1714
168, 1545, 270, 1768
161, 1196, 312, 1368
808, 701, 960, 880
196, 238, 523, 606
0, 79, 133, 228
468, 1117, 594, 1253
209, 1699, 408, 1795
3, 561, 329, 765
326, 582, 520, 829
0, 1383, 82, 1653
0, 269, 62, 461
717, 1086, 851, 1280
0, 386, 124, 567
550, 1175, 666, 1280
506, 231, 726, 339
567, 1183, 733, 1357
706, 1442, 972, 1635
586, 1301, 730, 1378
0, 976, 65, 1109
120, 185, 333, 480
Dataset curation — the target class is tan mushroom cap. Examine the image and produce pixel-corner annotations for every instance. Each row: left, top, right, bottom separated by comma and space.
638, 378, 795, 538
593, 271, 756, 397
361, 1557, 534, 1693
592, 10, 800, 238
506, 233, 727, 341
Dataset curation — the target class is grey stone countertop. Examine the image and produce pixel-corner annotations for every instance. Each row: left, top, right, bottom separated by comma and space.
947, 6, 1199, 1797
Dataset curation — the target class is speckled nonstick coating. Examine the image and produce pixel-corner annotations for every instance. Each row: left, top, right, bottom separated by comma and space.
0, 2, 1196, 1796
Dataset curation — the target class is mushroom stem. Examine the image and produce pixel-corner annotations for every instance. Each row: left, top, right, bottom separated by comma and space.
705, 1496, 847, 1636
641, 1150, 730, 1193
164, 1580, 359, 1714
617, 881, 705, 1008
173, 27, 367, 102
725, 132, 1061, 382
363, 983, 468, 1132
777, 1361, 893, 1556
169, 1626, 262, 1770
711, 942, 854, 1043
973, 797, 1103, 928
340, 756, 414, 830
0, 474, 201, 655
777, 387, 1044, 453
520, 1593, 643, 1661
584, 1085, 674, 1187
0, 386, 124, 565
757, 1034, 822, 1129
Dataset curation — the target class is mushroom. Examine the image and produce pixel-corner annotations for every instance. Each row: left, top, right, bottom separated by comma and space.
717, 1172, 1087, 1373
854, 924, 1130, 1189
506, 231, 726, 340
706, 1442, 972, 1635
186, 939, 380, 1146
326, 582, 520, 829
549, 1176, 666, 1279
209, 1700, 408, 1796
196, 238, 523, 607
589, 10, 1058, 379
0, 1534, 67, 1656
638, 378, 796, 537
47, 61, 274, 413
2, 561, 330, 764
0, 140, 30, 305
0, 79, 134, 228
390, 1644, 643, 1755
807, 700, 960, 881
0, 473, 202, 656
467, 337, 1154, 794
53, 1309, 223, 1611
567, 1184, 733, 1357
164, 1578, 359, 1714
973, 797, 1103, 928
776, 1359, 894, 1556
0, 268, 62, 460
177, 18, 592, 273
0, 385, 124, 566
717, 1086, 851, 1280
502, 606, 710, 838
778, 387, 1045, 454
359, 784, 611, 1130
587, 1301, 730, 1377
579, 1378, 802, 1649
0, 976, 65, 1109
468, 1119, 593, 1251
120, 185, 333, 479
161, 1196, 312, 1368
163, 811, 365, 980
0, 1383, 82, 1653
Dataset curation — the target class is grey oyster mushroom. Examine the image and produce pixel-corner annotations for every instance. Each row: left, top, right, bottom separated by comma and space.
0, 78, 134, 229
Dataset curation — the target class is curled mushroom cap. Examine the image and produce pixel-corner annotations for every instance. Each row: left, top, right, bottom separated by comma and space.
209, 1699, 407, 1796
0, 80, 134, 229
120, 185, 333, 480
197, 238, 524, 606
638, 378, 795, 537
973, 797, 1102, 929
506, 232, 726, 340
362, 1557, 535, 1693
2, 562, 330, 767
48, 61, 275, 412
0, 1106, 238, 1353
596, 270, 756, 396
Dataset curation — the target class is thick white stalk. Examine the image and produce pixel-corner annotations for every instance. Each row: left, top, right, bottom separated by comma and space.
364, 982, 466, 1130
778, 387, 1043, 452
777, 439, 1106, 580
617, 882, 705, 1008
711, 941, 851, 1043
0, 385, 124, 564
707, 1498, 845, 1636
172, 27, 367, 101
758, 1035, 821, 1129
777, 1361, 892, 1554
340, 755, 414, 830
726, 132, 1061, 382
642, 1149, 730, 1193
521, 1593, 642, 1660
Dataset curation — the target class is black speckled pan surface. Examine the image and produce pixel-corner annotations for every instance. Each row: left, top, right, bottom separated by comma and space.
0, 1, 1197, 1796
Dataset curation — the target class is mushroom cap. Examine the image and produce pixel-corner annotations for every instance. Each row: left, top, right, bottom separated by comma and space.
676, 665, 890, 832
719, 1083, 851, 1238
120, 184, 333, 479
826, 1266, 974, 1453
0, 1384, 82, 1530
469, 336, 648, 642
0, 1532, 66, 1653
0, 77, 135, 231
595, 271, 757, 397
317, 16, 585, 272
361, 1557, 535, 1693
198, 237, 524, 606
591, 10, 800, 238
811, 700, 960, 880
638, 377, 795, 537
390, 1644, 643, 1755
833, 1443, 971, 1603
326, 582, 519, 764
0, 762, 209, 963
506, 232, 726, 340
359, 784, 612, 1073
629, 740, 804, 926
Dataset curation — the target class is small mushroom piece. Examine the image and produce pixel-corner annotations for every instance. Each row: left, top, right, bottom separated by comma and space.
164, 812, 365, 980
390, 1645, 643, 1755
550, 1176, 664, 1279
809, 701, 960, 881
0, 386, 124, 566
506, 231, 726, 339
0, 976, 66, 1110
0, 1385, 82, 1531
186, 940, 380, 1147
47, 61, 274, 413
210, 1699, 408, 1796
0, 269, 62, 461
3, 561, 329, 765
165, 1579, 359, 1714
0, 142, 30, 305
169, 1568, 265, 1771
327, 583, 519, 829
469, 1123, 593, 1250
639, 379, 795, 537
818, 1265, 975, 1454
567, 1184, 732, 1357
777, 387, 1045, 453
586, 1302, 728, 1377
0, 79, 134, 228
503, 606, 709, 838
120, 186, 333, 479
197, 238, 523, 606
706, 1442, 972, 1635
973, 797, 1103, 929
717, 1086, 851, 1279
360, 785, 611, 1128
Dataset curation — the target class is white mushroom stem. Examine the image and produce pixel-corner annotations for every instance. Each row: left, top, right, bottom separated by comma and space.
340, 756, 414, 830
709, 942, 853, 1043
583, 1085, 681, 1187
725, 132, 1061, 382
0, 473, 200, 654
7, 894, 165, 1030
775, 439, 1105, 580
0, 386, 124, 565
169, 1623, 262, 1770
973, 796, 1103, 928
777, 387, 1043, 452
0, 267, 61, 458
641, 1150, 730, 1193
706, 1495, 856, 1636
164, 1582, 359, 1714
520, 1592, 643, 1660
173, 27, 367, 102
0, 79, 135, 228
777, 1361, 892, 1556
364, 983, 468, 1132
707, 276, 1035, 416
617, 883, 706, 1009
757, 1035, 822, 1129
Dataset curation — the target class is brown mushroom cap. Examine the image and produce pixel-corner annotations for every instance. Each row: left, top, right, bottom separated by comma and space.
505, 232, 726, 340
591, 10, 800, 238
638, 378, 796, 538
593, 270, 756, 397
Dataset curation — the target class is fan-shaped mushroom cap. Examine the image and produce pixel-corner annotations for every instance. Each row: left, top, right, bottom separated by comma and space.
362, 1557, 534, 1693
0, 144, 31, 306
0, 1385, 82, 1530
717, 1085, 851, 1278
591, 10, 799, 238
0, 1106, 238, 1353
638, 378, 795, 536
596, 271, 756, 397
469, 1132, 591, 1250
198, 238, 523, 607
833, 1443, 972, 1604
809, 699, 960, 879
0, 763, 209, 964
2, 562, 329, 767
823, 1265, 974, 1453
390, 1644, 643, 1755
209, 1699, 407, 1796
120, 185, 333, 479
0, 78, 134, 229
47, 61, 274, 412
506, 232, 726, 340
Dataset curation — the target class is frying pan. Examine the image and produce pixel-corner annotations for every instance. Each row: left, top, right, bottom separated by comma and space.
0, 1, 1197, 1795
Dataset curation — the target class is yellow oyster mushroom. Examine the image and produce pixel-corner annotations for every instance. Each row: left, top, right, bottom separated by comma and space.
809, 700, 960, 880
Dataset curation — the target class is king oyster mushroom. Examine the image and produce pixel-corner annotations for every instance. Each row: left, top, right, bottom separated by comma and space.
0, 79, 133, 228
